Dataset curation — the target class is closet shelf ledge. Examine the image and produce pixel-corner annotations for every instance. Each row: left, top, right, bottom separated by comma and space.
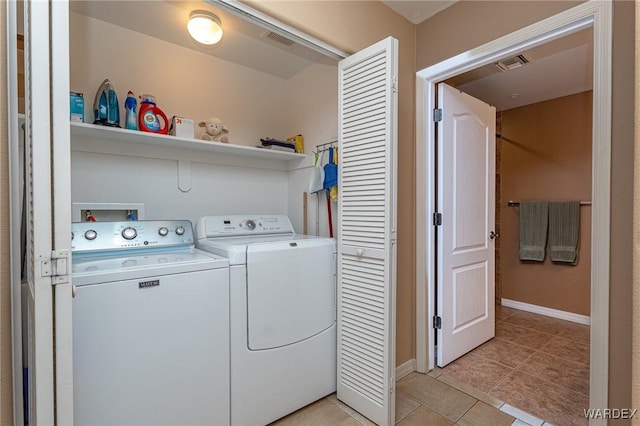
70, 122, 306, 163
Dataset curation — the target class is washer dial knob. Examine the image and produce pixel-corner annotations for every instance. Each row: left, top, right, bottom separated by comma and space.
245, 219, 256, 230
122, 227, 137, 240
84, 230, 97, 240
158, 227, 169, 237
175, 226, 186, 236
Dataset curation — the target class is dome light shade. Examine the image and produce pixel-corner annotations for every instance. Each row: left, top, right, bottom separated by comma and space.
187, 11, 223, 45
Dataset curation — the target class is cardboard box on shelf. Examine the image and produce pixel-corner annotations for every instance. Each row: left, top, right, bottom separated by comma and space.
70, 92, 84, 122
287, 134, 304, 153
169, 116, 195, 138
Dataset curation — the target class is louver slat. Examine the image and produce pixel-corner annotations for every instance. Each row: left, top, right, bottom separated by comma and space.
337, 37, 397, 426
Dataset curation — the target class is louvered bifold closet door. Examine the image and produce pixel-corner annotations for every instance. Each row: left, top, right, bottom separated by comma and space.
22, 1, 55, 424
337, 37, 398, 426
19, 1, 73, 424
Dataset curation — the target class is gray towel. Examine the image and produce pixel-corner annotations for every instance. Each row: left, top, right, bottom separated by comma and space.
519, 201, 549, 261
549, 201, 580, 263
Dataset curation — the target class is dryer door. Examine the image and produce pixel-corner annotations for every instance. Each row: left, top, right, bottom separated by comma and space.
246, 239, 336, 350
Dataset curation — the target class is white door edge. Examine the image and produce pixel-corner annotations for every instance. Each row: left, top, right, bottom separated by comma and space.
6, 2, 25, 425
51, 1, 74, 423
414, 1, 612, 417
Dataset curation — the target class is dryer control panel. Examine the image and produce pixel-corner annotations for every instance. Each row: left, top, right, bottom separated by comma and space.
71, 220, 195, 253
197, 215, 294, 239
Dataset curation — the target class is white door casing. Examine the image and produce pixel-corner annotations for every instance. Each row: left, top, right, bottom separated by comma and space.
415, 2, 611, 418
337, 37, 398, 426
6, 1, 24, 424
436, 83, 496, 367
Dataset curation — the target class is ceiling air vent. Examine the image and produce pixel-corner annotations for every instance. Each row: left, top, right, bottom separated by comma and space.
495, 54, 533, 72
260, 30, 296, 48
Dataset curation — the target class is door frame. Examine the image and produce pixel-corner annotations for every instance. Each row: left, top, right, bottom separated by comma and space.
415, 0, 611, 417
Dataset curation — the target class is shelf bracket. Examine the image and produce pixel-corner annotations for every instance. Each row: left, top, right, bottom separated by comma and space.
178, 160, 192, 192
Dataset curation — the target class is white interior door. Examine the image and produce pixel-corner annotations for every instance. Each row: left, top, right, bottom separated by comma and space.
337, 37, 398, 426
20, 1, 73, 424
436, 83, 496, 367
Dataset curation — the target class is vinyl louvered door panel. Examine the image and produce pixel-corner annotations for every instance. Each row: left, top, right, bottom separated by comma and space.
22, 2, 55, 424
337, 37, 398, 426
51, 1, 74, 423
19, 1, 74, 424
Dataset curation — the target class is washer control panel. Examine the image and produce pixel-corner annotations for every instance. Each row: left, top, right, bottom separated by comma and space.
72, 220, 195, 253
197, 215, 294, 238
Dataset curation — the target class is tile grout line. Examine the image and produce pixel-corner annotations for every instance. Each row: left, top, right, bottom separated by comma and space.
486, 366, 516, 395
536, 335, 590, 366
453, 399, 481, 424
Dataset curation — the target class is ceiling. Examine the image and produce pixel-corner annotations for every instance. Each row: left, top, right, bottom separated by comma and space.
380, 0, 457, 24
447, 28, 593, 111
69, 1, 337, 80
69, 1, 594, 111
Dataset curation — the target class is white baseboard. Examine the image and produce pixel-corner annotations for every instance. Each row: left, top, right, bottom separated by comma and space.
395, 358, 416, 381
501, 298, 590, 325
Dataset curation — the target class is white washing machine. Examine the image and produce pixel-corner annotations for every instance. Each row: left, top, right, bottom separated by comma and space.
71, 220, 230, 426
195, 215, 336, 426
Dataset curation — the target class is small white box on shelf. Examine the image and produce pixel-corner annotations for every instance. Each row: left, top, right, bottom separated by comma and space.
169, 116, 195, 139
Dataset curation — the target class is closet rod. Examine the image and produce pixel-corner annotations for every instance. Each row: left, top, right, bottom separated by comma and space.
507, 200, 592, 206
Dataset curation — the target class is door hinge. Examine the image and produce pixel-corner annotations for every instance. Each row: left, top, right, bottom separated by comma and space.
392, 77, 398, 93
433, 108, 442, 122
433, 315, 442, 330
433, 212, 442, 226
41, 249, 70, 284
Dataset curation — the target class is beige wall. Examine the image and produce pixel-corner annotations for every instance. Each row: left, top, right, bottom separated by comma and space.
417, 0, 634, 415
633, 0, 640, 420
609, 1, 635, 418
416, 1, 582, 70
245, 0, 417, 365
500, 92, 592, 316
3, 1, 636, 419
1, 2, 14, 424
70, 12, 293, 146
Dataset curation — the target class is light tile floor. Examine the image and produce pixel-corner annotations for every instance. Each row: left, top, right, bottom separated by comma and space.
271, 306, 589, 426
272, 371, 550, 426
440, 306, 590, 426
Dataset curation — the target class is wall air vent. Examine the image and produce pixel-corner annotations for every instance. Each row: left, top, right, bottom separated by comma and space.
260, 30, 296, 48
495, 54, 533, 72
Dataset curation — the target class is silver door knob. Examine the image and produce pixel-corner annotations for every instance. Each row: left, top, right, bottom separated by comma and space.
489, 231, 499, 240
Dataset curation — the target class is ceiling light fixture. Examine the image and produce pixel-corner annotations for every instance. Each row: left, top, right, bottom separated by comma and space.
187, 10, 223, 45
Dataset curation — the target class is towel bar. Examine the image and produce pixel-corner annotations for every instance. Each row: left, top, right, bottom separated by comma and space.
508, 200, 591, 207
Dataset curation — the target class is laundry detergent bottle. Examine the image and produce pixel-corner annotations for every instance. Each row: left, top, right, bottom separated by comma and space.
138, 95, 169, 134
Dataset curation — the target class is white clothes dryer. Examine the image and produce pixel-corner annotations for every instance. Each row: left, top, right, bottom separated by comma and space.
196, 215, 336, 426
72, 220, 230, 426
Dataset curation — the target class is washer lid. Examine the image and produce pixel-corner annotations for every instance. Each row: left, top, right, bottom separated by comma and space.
196, 234, 335, 265
72, 248, 228, 286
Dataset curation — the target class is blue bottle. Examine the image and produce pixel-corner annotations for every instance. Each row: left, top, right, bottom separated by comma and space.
124, 91, 137, 130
